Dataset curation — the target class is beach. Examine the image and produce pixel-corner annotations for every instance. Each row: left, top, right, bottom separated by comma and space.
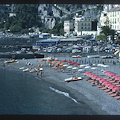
1, 53, 120, 115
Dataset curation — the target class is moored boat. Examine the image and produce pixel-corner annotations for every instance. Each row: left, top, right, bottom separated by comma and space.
23, 68, 29, 72
65, 77, 82, 82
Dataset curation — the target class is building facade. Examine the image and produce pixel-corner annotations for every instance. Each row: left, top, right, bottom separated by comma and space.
74, 16, 92, 34
64, 15, 97, 36
64, 20, 74, 34
107, 7, 120, 32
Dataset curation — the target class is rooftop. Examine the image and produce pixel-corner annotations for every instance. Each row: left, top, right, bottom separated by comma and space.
108, 7, 120, 12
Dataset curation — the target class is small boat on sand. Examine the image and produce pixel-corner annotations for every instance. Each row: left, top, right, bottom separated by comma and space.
23, 68, 29, 72
19, 67, 25, 70
72, 55, 82, 58
29, 68, 35, 73
65, 77, 82, 82
4, 59, 17, 63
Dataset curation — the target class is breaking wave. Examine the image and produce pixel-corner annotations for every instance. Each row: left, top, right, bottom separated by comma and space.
49, 87, 79, 104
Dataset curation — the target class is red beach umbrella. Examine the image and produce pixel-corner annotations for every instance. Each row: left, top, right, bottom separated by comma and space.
62, 60, 67, 62
109, 73, 115, 76
102, 81, 110, 85
113, 76, 120, 80
96, 77, 102, 80
112, 87, 120, 92
54, 59, 59, 61
71, 62, 75, 64
103, 71, 108, 73
107, 84, 116, 89
105, 83, 113, 88
100, 79, 106, 83
67, 61, 72, 63
74, 63, 80, 66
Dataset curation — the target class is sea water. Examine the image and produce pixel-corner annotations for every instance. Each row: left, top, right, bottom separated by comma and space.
0, 68, 98, 115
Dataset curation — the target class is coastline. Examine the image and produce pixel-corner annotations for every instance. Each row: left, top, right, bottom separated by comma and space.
1, 55, 120, 115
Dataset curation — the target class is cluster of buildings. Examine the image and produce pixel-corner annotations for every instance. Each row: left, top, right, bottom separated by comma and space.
64, 6, 120, 38
64, 14, 97, 37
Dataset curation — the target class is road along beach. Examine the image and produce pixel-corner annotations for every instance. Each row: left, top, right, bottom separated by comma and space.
1, 54, 120, 115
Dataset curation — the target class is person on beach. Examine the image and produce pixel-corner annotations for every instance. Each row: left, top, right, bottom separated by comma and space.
36, 71, 39, 78
38, 64, 41, 67
40, 71, 43, 77
3, 64, 5, 69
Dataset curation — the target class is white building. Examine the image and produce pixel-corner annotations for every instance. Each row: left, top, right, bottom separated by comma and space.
99, 7, 120, 33
107, 7, 120, 32
99, 11, 108, 27
64, 20, 74, 34
9, 13, 16, 17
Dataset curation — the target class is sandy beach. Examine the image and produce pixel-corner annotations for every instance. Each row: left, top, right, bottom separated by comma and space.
1, 53, 120, 115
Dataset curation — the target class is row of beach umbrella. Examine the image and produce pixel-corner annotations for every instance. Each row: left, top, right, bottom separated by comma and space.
84, 72, 120, 92
103, 71, 120, 80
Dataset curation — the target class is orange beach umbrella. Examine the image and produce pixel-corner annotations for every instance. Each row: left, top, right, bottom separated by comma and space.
60, 63, 65, 66
39, 59, 44, 61
52, 61, 56, 64
56, 62, 61, 65
46, 60, 51, 63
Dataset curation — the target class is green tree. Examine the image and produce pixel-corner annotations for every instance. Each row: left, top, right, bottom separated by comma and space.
96, 34, 106, 42
100, 16, 115, 44
4, 22, 10, 30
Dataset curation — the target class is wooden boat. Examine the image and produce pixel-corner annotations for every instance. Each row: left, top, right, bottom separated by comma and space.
65, 77, 82, 82
4, 59, 17, 63
72, 55, 82, 58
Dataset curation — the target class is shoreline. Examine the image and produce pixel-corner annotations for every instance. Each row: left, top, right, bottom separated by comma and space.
1, 55, 120, 115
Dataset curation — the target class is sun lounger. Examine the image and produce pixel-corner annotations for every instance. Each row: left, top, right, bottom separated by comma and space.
97, 85, 103, 88
87, 80, 94, 83
110, 93, 118, 97
107, 91, 115, 95
100, 87, 107, 90
112, 82, 119, 85
104, 89, 111, 92
116, 84, 120, 87
114, 96, 120, 100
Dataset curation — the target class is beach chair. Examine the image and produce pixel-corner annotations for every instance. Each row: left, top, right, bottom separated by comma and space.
107, 91, 116, 95
87, 79, 94, 83
115, 84, 120, 87
114, 96, 120, 100
97, 85, 103, 88
104, 89, 111, 92
110, 93, 118, 97
100, 86, 107, 90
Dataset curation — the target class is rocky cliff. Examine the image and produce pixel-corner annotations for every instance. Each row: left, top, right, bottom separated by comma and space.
38, 4, 104, 29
